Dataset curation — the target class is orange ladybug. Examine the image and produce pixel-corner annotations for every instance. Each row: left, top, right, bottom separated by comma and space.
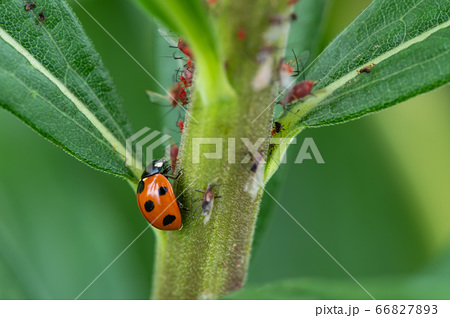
137, 159, 182, 230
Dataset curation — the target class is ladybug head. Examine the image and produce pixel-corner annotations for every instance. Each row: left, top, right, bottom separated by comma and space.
141, 159, 169, 179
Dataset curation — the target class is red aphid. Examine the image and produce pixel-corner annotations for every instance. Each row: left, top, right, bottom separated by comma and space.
170, 144, 179, 174
288, 0, 301, 5
177, 120, 184, 133
180, 75, 189, 88
177, 38, 194, 60
237, 29, 246, 41
279, 60, 296, 88
183, 59, 195, 86
280, 61, 294, 74
169, 82, 188, 107
288, 80, 314, 103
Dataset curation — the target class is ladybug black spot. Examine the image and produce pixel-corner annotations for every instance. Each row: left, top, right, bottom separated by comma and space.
137, 180, 145, 194
158, 186, 168, 196
144, 200, 155, 212
163, 214, 176, 226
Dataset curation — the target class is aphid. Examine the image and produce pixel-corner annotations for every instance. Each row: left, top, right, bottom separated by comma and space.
179, 75, 189, 88
175, 38, 194, 60
288, 0, 301, 5
194, 183, 221, 224
279, 50, 309, 89
290, 13, 298, 22
252, 45, 274, 91
268, 143, 275, 155
170, 144, 179, 174
37, 6, 46, 22
269, 13, 297, 25
279, 59, 296, 89
177, 120, 184, 133
25, 2, 36, 11
359, 67, 371, 74
279, 50, 314, 107
169, 81, 188, 107
250, 150, 265, 173
237, 29, 246, 41
136, 159, 183, 230
357, 63, 375, 74
288, 80, 315, 102
271, 121, 283, 136
183, 59, 195, 86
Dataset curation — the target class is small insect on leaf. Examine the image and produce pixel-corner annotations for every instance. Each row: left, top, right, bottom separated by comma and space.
37, 6, 46, 22
25, 2, 36, 11
279, 50, 310, 89
290, 80, 315, 100
357, 63, 375, 74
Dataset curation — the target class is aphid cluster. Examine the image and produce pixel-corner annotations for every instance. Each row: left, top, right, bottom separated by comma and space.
278, 50, 315, 111
137, 3, 313, 231
138, 30, 201, 231
146, 31, 195, 134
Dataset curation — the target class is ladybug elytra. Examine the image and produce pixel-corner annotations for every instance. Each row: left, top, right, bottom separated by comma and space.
137, 159, 182, 230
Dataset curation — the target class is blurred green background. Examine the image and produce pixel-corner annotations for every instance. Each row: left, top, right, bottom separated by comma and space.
0, 0, 449, 299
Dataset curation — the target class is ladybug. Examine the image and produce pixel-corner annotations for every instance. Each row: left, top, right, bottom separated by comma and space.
136, 159, 182, 230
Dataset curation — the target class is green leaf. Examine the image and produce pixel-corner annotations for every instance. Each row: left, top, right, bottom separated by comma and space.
266, 0, 450, 182
289, 0, 331, 60
223, 276, 450, 300
254, 0, 331, 250
0, 0, 138, 181
224, 246, 450, 299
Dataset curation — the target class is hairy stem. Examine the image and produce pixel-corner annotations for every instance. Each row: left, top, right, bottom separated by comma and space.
151, 0, 291, 299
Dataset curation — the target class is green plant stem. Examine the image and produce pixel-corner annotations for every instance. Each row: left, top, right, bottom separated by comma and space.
151, 0, 291, 299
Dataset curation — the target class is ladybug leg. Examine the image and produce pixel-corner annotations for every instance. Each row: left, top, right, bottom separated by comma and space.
167, 168, 183, 180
